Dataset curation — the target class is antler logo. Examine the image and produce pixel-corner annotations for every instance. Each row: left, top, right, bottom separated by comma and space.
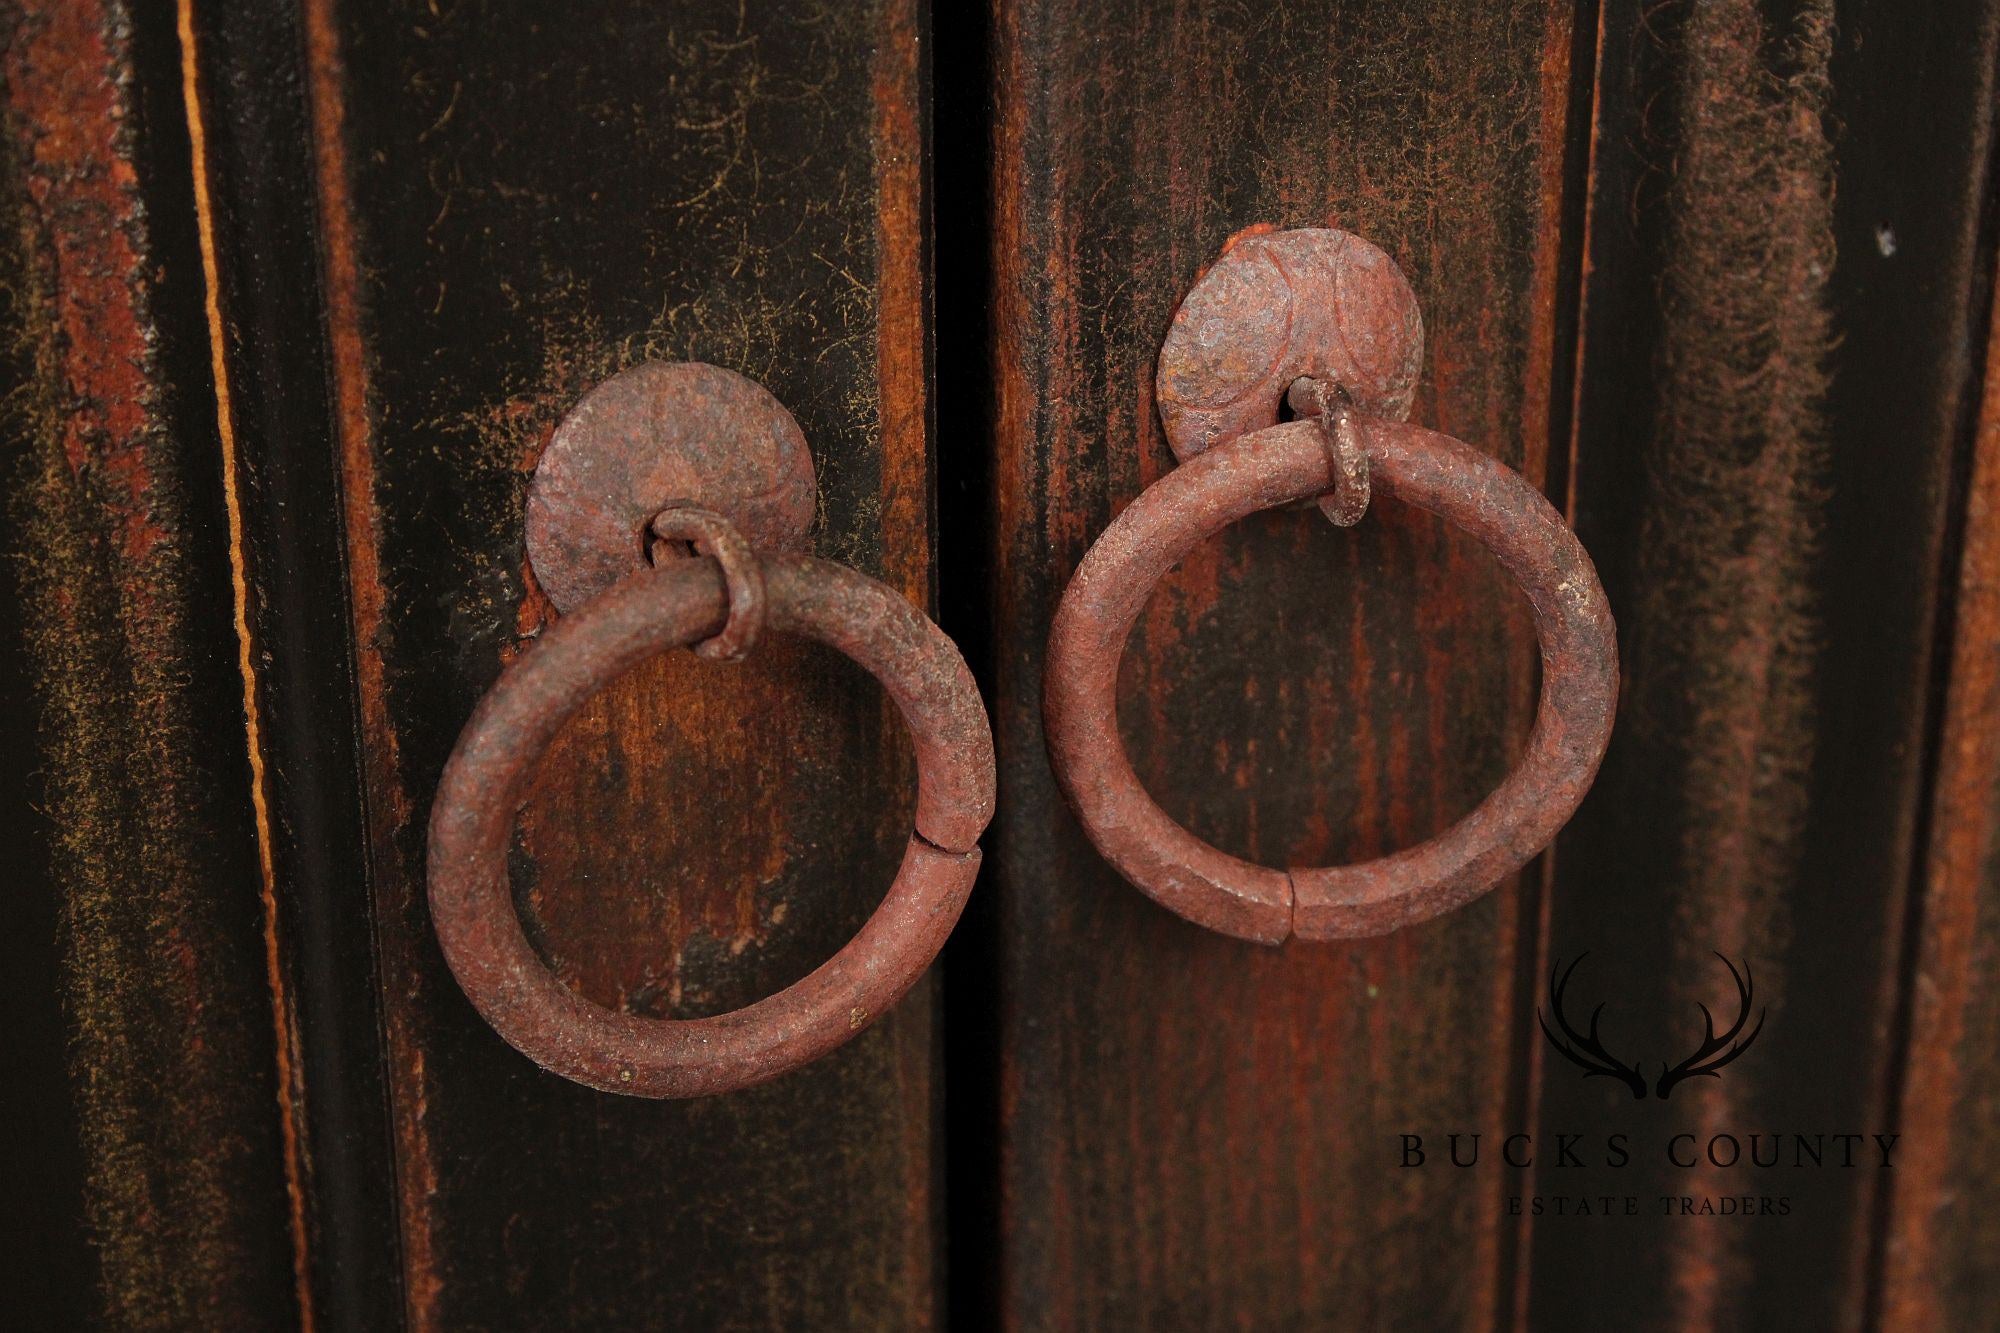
1537, 955, 1649, 1098
1538, 953, 1766, 1100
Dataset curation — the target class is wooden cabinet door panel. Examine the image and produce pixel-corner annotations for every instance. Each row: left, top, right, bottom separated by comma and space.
289, 3, 942, 1328
986, 2, 1577, 1325
6, 1, 942, 1328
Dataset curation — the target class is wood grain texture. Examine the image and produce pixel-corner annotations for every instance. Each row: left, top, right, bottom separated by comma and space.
0, 1, 298, 1325
988, 1, 1577, 1325
1530, 1, 2000, 1328
301, 0, 942, 1327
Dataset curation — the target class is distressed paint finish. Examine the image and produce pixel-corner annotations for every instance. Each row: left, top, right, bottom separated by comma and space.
303, 0, 941, 1326
990, 0, 1576, 1324
1530, 1, 2000, 1328
177, 0, 408, 1325
1538, 5, 1841, 1321
1882, 237, 2000, 1327
6, 3, 1999, 1327
0, 1, 297, 1326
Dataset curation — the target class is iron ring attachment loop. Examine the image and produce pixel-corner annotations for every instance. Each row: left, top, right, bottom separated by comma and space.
1286, 376, 1371, 527
647, 504, 765, 661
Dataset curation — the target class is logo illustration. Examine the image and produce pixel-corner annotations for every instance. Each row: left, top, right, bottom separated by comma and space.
1538, 952, 1766, 1100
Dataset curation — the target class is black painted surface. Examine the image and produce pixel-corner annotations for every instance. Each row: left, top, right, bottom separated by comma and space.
0, 117, 94, 1329
185, 2, 405, 1328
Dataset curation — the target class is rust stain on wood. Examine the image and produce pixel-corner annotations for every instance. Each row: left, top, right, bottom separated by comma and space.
1881, 276, 2000, 1329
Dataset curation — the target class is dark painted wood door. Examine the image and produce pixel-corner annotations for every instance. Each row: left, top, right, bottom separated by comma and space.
4, 2, 1999, 1330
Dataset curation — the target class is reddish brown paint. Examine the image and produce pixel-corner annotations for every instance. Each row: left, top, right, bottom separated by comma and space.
1045, 415, 1615, 941
8, 6, 152, 499
863, 48, 940, 1292
428, 554, 994, 1096
1514, 8, 1593, 1322
872, 0, 930, 606
1520, 1, 1581, 494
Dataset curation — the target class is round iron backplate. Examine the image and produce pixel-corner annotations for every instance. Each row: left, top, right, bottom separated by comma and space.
1156, 226, 1425, 464
525, 360, 817, 615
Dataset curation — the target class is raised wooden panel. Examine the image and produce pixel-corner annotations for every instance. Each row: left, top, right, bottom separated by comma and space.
1530, 2, 2000, 1327
0, 3, 298, 1325
1883, 255, 2000, 1333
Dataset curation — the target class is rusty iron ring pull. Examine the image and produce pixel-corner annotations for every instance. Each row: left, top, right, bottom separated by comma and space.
1043, 227, 1618, 944
427, 362, 995, 1098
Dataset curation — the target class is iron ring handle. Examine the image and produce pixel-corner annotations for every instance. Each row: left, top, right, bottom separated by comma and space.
1043, 414, 1617, 943
428, 551, 995, 1098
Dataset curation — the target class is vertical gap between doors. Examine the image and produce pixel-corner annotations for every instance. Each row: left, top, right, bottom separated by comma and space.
930, 3, 1002, 1330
